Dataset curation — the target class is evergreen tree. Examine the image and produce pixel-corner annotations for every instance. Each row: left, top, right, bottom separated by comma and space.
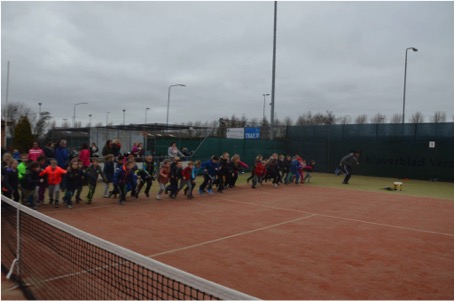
13, 116, 34, 153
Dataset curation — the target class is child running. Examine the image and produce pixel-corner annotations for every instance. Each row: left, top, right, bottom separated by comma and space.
85, 158, 108, 204
39, 159, 67, 208
156, 159, 170, 200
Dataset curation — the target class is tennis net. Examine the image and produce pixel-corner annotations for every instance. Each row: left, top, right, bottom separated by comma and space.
1, 195, 257, 300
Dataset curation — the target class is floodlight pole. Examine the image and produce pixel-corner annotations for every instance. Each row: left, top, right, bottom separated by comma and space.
270, 1, 277, 140
262, 93, 270, 121
402, 47, 418, 125
166, 84, 186, 128
73, 102, 88, 128
3, 61, 10, 147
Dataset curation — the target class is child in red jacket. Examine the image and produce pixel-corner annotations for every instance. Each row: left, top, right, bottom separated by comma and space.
180, 161, 194, 199
252, 156, 265, 189
39, 159, 67, 208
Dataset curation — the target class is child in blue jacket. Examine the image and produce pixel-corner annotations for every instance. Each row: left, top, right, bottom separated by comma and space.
198, 155, 219, 194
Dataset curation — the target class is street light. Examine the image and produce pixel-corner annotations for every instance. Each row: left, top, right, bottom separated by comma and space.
145, 107, 150, 124
38, 102, 42, 116
106, 112, 110, 126
122, 109, 126, 125
402, 47, 418, 124
88, 114, 92, 127
73, 102, 88, 127
166, 84, 186, 127
262, 93, 270, 121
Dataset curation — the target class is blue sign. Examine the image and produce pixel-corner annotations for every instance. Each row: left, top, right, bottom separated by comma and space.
244, 127, 260, 139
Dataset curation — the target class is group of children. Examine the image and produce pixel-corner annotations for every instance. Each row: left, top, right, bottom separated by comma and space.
1, 149, 315, 209
2, 152, 108, 209
247, 154, 315, 188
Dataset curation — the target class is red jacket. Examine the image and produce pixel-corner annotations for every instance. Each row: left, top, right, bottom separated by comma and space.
182, 166, 192, 181
254, 161, 265, 176
39, 166, 67, 185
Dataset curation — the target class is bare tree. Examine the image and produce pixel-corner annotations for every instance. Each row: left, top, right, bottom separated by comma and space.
338, 115, 352, 124
249, 118, 259, 127
355, 114, 368, 124
2, 102, 34, 136
283, 116, 293, 126
370, 113, 386, 124
431, 111, 446, 123
409, 112, 425, 123
35, 111, 53, 138
390, 114, 402, 123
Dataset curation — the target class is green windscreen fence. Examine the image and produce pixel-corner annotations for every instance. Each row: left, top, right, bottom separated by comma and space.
285, 123, 454, 181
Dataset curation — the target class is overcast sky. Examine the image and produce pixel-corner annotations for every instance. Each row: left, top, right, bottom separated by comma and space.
2, 1, 454, 127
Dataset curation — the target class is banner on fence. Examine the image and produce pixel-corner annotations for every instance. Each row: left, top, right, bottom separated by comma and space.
226, 128, 244, 139
244, 127, 260, 139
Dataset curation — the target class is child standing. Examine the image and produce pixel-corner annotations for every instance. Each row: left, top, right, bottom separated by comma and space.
85, 158, 108, 204
17, 154, 29, 204
103, 154, 115, 198
39, 159, 67, 208
2, 159, 20, 202
156, 160, 170, 200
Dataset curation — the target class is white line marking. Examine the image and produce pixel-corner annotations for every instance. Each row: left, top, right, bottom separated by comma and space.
148, 214, 318, 258
211, 196, 454, 237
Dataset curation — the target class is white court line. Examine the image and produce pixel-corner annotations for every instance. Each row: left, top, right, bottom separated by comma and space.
211, 195, 454, 237
148, 214, 318, 258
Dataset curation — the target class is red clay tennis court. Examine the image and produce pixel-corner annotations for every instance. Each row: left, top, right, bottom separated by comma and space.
28, 181, 453, 300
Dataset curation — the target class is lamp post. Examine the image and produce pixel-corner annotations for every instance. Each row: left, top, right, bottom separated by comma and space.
166, 84, 186, 127
106, 112, 109, 126
145, 107, 150, 124
122, 109, 126, 125
402, 47, 418, 125
262, 93, 270, 121
38, 102, 42, 116
73, 102, 88, 127
88, 114, 92, 127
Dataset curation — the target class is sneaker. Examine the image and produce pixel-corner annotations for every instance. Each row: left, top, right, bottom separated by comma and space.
156, 195, 161, 200
104, 194, 109, 198
67, 205, 73, 209
199, 189, 205, 195
207, 189, 213, 194
145, 192, 150, 198
273, 183, 278, 187
342, 181, 349, 184
87, 200, 92, 204
187, 195, 194, 199
49, 199, 54, 205
54, 203, 59, 208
